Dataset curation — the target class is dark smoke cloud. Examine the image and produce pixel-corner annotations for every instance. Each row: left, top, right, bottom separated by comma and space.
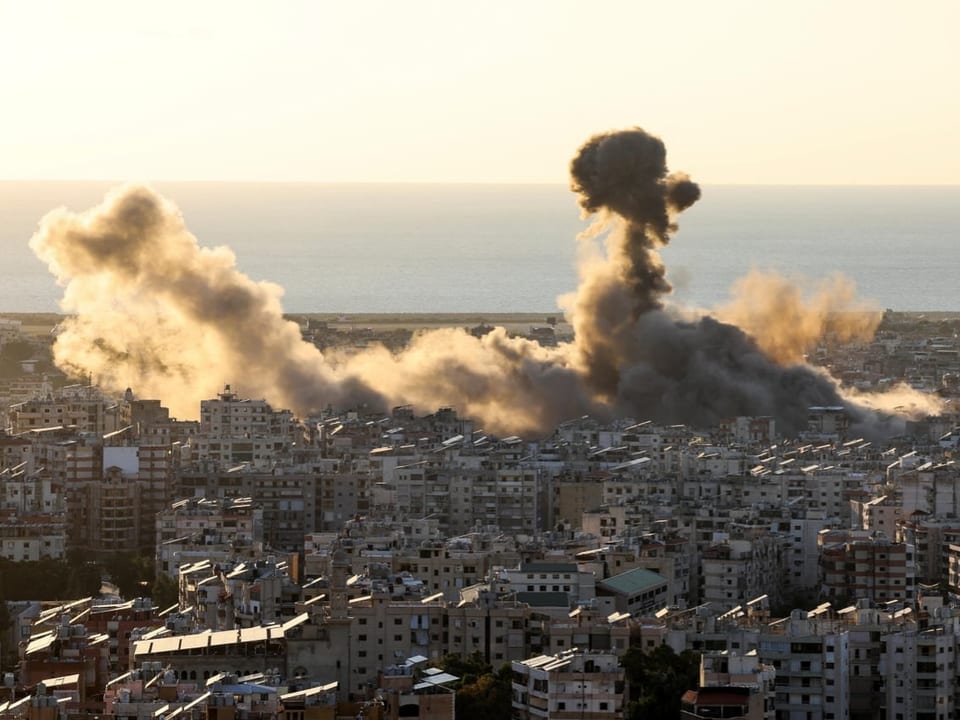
570, 128, 701, 312
29, 128, 939, 438
565, 126, 933, 437
567, 127, 702, 394
613, 312, 850, 435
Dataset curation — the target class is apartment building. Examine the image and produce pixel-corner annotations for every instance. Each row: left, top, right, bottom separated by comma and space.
511, 650, 625, 720
681, 651, 776, 720
879, 617, 957, 720
758, 609, 850, 720
701, 535, 785, 612
7, 385, 125, 435
819, 530, 916, 606
155, 497, 265, 577
0, 433, 33, 472
596, 567, 669, 618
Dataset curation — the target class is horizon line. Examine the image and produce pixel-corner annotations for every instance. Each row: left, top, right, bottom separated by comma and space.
2, 179, 960, 188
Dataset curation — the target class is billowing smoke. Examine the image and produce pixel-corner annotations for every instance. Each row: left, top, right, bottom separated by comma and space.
566, 128, 700, 395
713, 270, 882, 365
561, 127, 907, 436
29, 127, 942, 438
29, 186, 381, 420
29, 186, 601, 434
343, 327, 604, 436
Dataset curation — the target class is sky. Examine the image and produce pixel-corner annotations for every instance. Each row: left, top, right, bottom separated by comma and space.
1, 0, 958, 184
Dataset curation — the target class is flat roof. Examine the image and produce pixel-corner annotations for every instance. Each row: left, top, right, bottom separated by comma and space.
133, 623, 286, 656
518, 562, 577, 574
280, 681, 338, 701
516, 591, 570, 608
598, 567, 667, 596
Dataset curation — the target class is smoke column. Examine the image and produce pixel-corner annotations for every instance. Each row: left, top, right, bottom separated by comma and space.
562, 127, 915, 435
566, 128, 700, 395
29, 127, 941, 437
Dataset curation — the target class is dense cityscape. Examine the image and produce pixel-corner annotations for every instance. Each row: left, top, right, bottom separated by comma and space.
4, 1, 958, 718
0, 310, 958, 720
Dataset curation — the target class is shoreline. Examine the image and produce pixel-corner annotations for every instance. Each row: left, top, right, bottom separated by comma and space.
2, 310, 958, 338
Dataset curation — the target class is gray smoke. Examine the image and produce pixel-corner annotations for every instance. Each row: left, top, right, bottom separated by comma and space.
566, 127, 911, 437
29, 128, 937, 438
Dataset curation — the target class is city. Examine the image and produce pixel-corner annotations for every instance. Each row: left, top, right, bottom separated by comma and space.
2, 5, 958, 718
1, 311, 958, 720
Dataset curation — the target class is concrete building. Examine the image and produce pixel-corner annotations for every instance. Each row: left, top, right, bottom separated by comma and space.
595, 567, 669, 618
199, 385, 294, 440
758, 608, 850, 720
7, 385, 125, 436
511, 649, 625, 720
701, 536, 785, 612
819, 529, 916, 606
155, 497, 264, 577
498, 562, 594, 606
0, 514, 65, 562
0, 433, 33, 473
681, 651, 776, 720
878, 616, 957, 720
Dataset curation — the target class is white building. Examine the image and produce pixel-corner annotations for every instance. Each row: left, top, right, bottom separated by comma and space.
759, 609, 850, 720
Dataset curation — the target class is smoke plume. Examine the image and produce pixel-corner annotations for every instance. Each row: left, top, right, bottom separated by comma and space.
566, 129, 701, 395
29, 127, 941, 438
29, 186, 381, 420
713, 270, 882, 365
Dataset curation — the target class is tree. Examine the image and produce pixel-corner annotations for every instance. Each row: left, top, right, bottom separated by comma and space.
438, 651, 491, 683
622, 644, 700, 720
103, 553, 156, 599
152, 572, 179, 610
438, 653, 513, 720
452, 663, 512, 720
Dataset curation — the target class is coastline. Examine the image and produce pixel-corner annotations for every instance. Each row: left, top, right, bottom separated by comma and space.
3, 309, 958, 338
1, 312, 576, 337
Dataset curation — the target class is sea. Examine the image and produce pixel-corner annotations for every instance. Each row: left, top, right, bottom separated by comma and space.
1, 182, 958, 314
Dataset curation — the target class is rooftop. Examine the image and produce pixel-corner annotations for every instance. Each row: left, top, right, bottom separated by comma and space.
598, 567, 668, 596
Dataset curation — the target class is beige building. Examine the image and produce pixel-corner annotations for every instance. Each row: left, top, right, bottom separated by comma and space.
8, 385, 125, 435
155, 497, 264, 577
511, 650, 625, 720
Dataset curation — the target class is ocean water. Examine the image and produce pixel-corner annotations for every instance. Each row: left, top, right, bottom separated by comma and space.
1, 182, 958, 314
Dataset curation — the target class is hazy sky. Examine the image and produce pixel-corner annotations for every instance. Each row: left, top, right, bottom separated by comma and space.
2, 0, 958, 184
